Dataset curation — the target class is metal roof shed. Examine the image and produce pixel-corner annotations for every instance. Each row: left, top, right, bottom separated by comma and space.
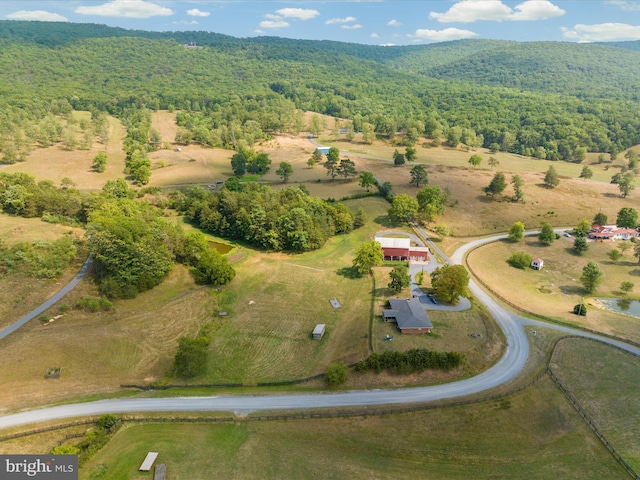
312, 324, 326, 339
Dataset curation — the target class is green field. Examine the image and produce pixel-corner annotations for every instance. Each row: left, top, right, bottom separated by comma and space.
550, 338, 640, 472
79, 377, 627, 479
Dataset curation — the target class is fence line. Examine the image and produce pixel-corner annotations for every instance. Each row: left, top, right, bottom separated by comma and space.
547, 367, 639, 479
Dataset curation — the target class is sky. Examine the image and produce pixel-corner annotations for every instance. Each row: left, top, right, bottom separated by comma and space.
1, 1, 640, 45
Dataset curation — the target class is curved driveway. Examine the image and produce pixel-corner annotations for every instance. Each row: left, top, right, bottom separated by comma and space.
1, 234, 639, 430
0, 256, 93, 341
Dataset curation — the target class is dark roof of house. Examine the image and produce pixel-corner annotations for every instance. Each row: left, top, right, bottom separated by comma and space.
383, 298, 433, 330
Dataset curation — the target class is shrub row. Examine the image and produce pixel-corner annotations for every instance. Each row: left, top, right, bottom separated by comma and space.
354, 348, 465, 374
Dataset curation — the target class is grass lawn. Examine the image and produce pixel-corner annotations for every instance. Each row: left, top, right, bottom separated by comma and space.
550, 337, 640, 473
466, 236, 640, 344
189, 196, 391, 384
78, 374, 627, 480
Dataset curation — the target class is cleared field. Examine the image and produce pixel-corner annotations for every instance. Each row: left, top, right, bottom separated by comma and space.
78, 375, 626, 479
0, 263, 211, 412
194, 196, 390, 383
466, 236, 640, 343
1, 113, 126, 192
550, 337, 640, 473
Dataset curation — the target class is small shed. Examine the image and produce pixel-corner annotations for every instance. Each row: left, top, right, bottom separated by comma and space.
140, 452, 159, 471
154, 463, 167, 480
312, 324, 326, 339
316, 146, 331, 155
531, 258, 544, 270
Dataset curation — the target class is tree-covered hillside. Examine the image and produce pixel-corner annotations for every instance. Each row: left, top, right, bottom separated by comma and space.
1, 21, 640, 160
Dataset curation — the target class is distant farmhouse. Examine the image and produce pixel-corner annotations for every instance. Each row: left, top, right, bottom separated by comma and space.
383, 298, 433, 334
376, 237, 429, 262
588, 224, 639, 241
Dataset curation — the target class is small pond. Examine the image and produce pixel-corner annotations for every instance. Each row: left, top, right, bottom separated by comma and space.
594, 298, 640, 318
209, 241, 233, 254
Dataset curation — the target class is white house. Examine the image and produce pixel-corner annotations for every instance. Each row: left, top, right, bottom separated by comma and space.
531, 258, 544, 270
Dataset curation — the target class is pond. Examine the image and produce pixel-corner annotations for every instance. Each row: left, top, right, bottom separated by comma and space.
209, 241, 233, 255
594, 298, 640, 318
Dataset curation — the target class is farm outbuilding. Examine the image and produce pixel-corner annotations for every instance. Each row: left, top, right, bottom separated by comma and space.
531, 258, 544, 270
312, 324, 326, 339
316, 146, 331, 155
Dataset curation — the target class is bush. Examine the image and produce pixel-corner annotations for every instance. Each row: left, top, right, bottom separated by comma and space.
326, 362, 348, 386
75, 296, 112, 312
573, 303, 587, 316
174, 335, 209, 378
507, 252, 533, 269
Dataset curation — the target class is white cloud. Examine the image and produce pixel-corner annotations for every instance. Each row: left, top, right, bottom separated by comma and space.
511, 0, 565, 20
371, 32, 379, 38
275, 8, 319, 20
254, 29, 266, 34
387, 19, 402, 27
429, 0, 564, 23
260, 20, 289, 29
608, 0, 640, 11
173, 20, 198, 25
379, 43, 396, 46
264, 13, 281, 20
325, 16, 357, 25
410, 27, 479, 42
6, 10, 68, 21
341, 24, 363, 29
562, 23, 640, 42
186, 8, 210, 18
75, 0, 173, 18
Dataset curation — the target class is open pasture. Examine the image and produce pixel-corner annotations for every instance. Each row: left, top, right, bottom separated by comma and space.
79, 373, 626, 479
1, 113, 126, 192
550, 337, 640, 473
467, 236, 640, 344
0, 264, 211, 412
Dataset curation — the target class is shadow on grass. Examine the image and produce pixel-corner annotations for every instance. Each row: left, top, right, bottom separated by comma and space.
629, 269, 640, 277
374, 215, 402, 228
336, 266, 362, 279
559, 284, 584, 295
372, 287, 393, 298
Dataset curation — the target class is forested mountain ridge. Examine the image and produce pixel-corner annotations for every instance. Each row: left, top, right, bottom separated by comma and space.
1, 20, 640, 161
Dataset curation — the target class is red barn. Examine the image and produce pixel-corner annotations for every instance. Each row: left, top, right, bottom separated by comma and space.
376, 237, 428, 261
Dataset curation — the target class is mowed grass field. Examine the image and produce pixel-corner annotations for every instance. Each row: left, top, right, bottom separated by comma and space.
78, 378, 627, 479
550, 337, 640, 472
466, 236, 640, 344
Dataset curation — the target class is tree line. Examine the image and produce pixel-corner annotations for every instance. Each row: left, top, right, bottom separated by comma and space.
171, 182, 363, 252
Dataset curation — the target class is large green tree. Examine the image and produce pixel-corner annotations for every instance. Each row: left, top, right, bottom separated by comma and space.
616, 207, 638, 228
275, 161, 293, 183
511, 174, 525, 202
544, 165, 560, 188
508, 221, 525, 242
388, 194, 418, 223
416, 185, 447, 222
468, 154, 482, 168
388, 265, 411, 293
359, 171, 377, 191
430, 264, 470, 305
484, 171, 507, 198
410, 165, 428, 188
538, 222, 556, 245
580, 262, 603, 293
352, 240, 383, 276
617, 172, 636, 198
